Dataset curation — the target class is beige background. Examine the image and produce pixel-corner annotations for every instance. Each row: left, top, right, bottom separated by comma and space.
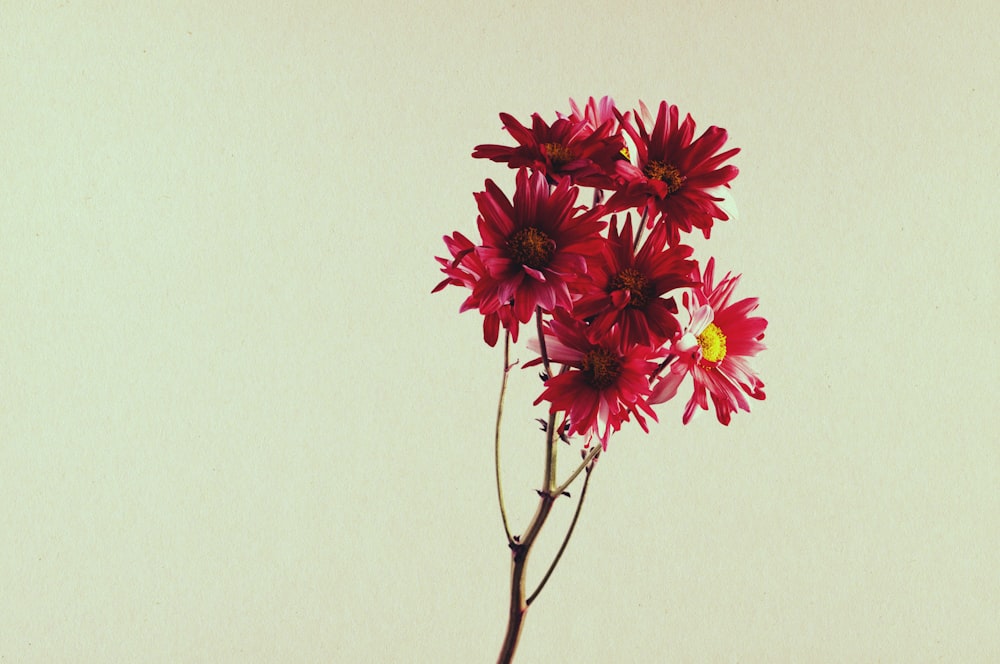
2, 1, 998, 662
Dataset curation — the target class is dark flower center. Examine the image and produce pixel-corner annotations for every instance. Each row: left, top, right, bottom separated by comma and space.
642, 160, 683, 194
542, 142, 575, 168
507, 227, 555, 269
581, 348, 622, 390
610, 268, 654, 308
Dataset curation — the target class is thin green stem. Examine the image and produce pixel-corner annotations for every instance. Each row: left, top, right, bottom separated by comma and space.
554, 445, 601, 497
494, 331, 515, 546
535, 307, 557, 493
526, 457, 597, 606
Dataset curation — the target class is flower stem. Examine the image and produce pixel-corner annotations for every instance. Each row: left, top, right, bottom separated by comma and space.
497, 309, 596, 662
634, 207, 649, 247
554, 445, 601, 497
495, 331, 515, 546
534, 306, 552, 384
497, 410, 557, 664
527, 455, 597, 606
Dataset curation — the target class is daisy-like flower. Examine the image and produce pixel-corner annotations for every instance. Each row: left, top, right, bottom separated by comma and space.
530, 310, 663, 450
559, 96, 628, 136
650, 258, 767, 425
432, 231, 519, 347
572, 214, 697, 347
607, 101, 740, 245
473, 168, 606, 326
472, 111, 624, 188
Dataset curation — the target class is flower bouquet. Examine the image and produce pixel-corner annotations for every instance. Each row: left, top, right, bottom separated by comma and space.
433, 97, 767, 663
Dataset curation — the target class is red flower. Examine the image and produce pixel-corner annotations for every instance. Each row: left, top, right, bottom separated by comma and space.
472, 112, 624, 188
473, 168, 606, 326
432, 231, 519, 347
650, 258, 766, 425
572, 214, 697, 347
531, 310, 663, 449
607, 101, 740, 245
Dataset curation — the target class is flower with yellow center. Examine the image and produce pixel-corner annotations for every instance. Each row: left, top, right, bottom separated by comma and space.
648, 257, 767, 426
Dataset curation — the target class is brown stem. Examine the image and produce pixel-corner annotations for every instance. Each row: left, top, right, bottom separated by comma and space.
496, 489, 556, 664
497, 402, 558, 663
527, 455, 597, 606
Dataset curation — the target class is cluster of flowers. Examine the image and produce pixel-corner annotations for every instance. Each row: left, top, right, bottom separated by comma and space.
434, 97, 767, 448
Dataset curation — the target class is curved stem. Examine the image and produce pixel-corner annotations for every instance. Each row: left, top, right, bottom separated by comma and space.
495, 331, 515, 546
554, 445, 601, 497
497, 409, 557, 664
527, 457, 597, 606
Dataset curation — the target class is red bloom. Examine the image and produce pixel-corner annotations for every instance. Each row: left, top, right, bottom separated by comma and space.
650, 258, 766, 425
472, 112, 624, 188
531, 310, 663, 449
432, 231, 519, 347
572, 214, 697, 347
607, 101, 740, 245
473, 168, 606, 326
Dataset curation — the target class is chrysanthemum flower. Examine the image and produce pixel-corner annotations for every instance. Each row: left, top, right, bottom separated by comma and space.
432, 231, 519, 347
530, 310, 663, 450
559, 96, 628, 136
607, 101, 740, 245
472, 111, 624, 188
473, 168, 606, 327
572, 214, 697, 347
650, 258, 766, 424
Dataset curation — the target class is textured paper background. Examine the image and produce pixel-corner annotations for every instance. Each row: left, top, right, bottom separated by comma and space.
2, 2, 998, 662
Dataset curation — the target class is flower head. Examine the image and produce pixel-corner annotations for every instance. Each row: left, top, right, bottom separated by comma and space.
650, 258, 766, 424
531, 310, 663, 449
607, 101, 740, 245
473, 168, 606, 327
472, 112, 624, 188
432, 231, 519, 346
572, 214, 698, 347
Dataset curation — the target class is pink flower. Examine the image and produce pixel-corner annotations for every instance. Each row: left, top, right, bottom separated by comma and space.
432, 231, 519, 347
559, 96, 629, 136
473, 168, 606, 327
531, 310, 663, 449
472, 112, 624, 188
650, 258, 766, 425
572, 214, 697, 347
607, 101, 740, 245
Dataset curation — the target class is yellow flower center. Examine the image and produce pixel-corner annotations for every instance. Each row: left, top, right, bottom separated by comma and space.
697, 323, 727, 364
642, 160, 683, 194
581, 348, 622, 390
541, 142, 575, 168
610, 267, 653, 308
619, 146, 631, 161
507, 227, 555, 269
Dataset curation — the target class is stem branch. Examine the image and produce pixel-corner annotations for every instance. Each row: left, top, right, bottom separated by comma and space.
527, 458, 597, 606
495, 331, 515, 546
554, 445, 601, 497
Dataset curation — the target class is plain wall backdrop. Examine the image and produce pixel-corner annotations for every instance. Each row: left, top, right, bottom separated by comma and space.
2, 1, 998, 661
